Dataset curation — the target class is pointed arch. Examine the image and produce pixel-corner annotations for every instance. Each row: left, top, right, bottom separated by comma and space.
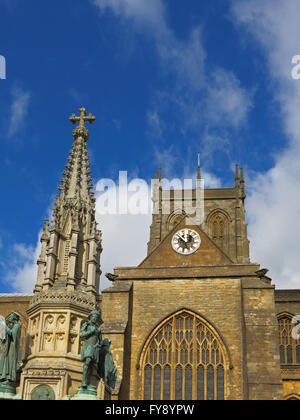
277, 312, 300, 365
167, 210, 186, 232
206, 208, 232, 224
139, 309, 229, 400
277, 312, 295, 320
284, 393, 300, 400
207, 209, 231, 253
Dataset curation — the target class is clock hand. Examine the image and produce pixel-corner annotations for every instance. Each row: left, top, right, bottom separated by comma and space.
178, 234, 187, 243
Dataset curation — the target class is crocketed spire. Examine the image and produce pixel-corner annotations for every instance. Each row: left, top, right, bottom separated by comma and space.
33, 108, 102, 296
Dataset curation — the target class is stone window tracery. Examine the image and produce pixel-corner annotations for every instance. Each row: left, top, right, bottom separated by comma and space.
209, 213, 228, 251
168, 212, 185, 232
141, 310, 227, 400
278, 315, 300, 365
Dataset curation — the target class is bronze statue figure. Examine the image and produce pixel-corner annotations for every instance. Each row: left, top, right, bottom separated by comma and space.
98, 338, 117, 390
79, 309, 117, 396
80, 309, 102, 390
0, 312, 22, 390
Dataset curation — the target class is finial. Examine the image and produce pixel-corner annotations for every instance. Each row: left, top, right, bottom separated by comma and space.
197, 153, 201, 180
235, 164, 240, 188
159, 168, 162, 182
240, 167, 246, 198
69, 107, 96, 141
41, 219, 49, 240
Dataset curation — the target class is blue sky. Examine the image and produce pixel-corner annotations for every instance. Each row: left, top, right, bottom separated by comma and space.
0, 0, 300, 293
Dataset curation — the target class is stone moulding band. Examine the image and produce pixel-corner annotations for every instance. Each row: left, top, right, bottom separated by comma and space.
29, 291, 97, 311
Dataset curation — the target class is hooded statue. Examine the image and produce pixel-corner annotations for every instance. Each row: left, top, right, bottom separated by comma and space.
0, 312, 22, 386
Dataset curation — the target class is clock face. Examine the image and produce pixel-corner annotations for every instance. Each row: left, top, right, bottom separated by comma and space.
172, 228, 201, 255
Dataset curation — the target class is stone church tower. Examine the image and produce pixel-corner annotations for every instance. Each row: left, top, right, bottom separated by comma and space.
19, 109, 102, 400
101, 163, 283, 400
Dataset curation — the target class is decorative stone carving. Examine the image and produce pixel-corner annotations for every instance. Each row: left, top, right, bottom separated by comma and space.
44, 315, 54, 329
29, 290, 96, 311
31, 384, 55, 400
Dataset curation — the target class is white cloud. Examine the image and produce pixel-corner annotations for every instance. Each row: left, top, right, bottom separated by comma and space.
152, 145, 223, 190
92, 0, 252, 148
6, 240, 40, 293
246, 153, 300, 289
8, 85, 31, 138
147, 110, 164, 139
7, 169, 223, 293
152, 145, 179, 178
92, 0, 167, 33
204, 69, 253, 129
97, 211, 151, 290
92, 0, 205, 88
91, 0, 300, 290
231, 0, 300, 289
95, 179, 152, 290
202, 171, 222, 189
157, 27, 206, 91
7, 183, 152, 293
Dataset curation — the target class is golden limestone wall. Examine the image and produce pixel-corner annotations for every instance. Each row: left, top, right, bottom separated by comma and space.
128, 277, 245, 400
2, 288, 300, 399
101, 265, 282, 400
0, 294, 31, 320
101, 282, 132, 400
0, 294, 31, 362
242, 280, 282, 399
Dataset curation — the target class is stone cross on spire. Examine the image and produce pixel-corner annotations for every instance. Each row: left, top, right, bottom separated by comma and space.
69, 107, 96, 128
69, 107, 96, 141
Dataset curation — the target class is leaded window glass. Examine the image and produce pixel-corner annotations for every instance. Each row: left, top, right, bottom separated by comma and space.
142, 311, 226, 400
278, 316, 300, 365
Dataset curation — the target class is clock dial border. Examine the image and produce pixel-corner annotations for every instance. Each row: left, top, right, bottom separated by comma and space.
171, 228, 201, 255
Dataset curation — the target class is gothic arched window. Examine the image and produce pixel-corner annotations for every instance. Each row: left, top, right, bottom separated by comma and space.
141, 310, 227, 400
168, 212, 185, 232
278, 315, 300, 365
284, 394, 300, 400
209, 212, 228, 251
